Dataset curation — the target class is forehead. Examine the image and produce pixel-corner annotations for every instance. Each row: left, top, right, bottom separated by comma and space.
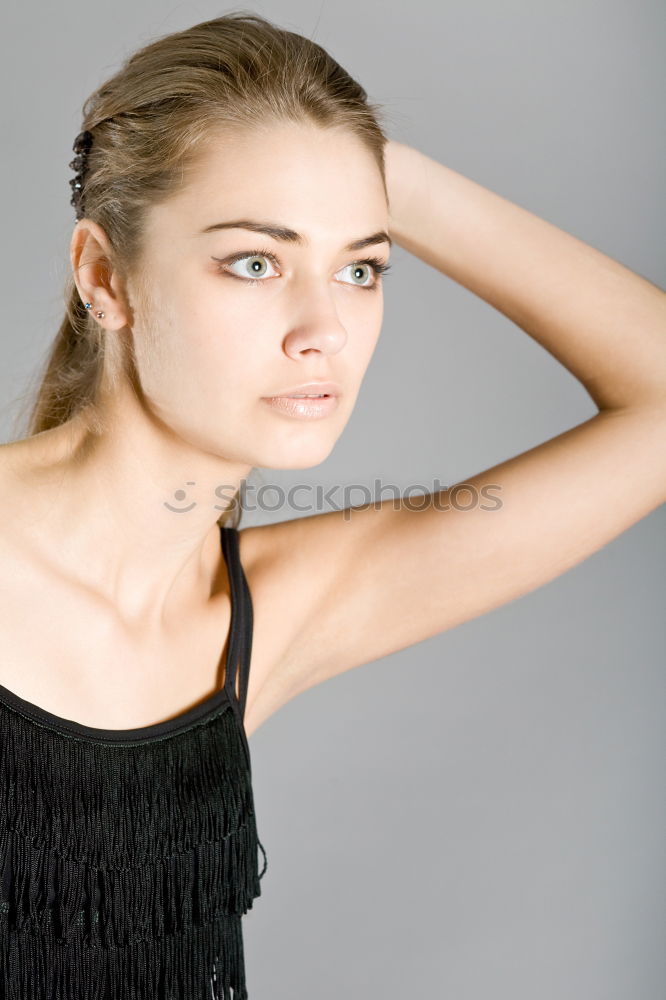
148, 121, 388, 246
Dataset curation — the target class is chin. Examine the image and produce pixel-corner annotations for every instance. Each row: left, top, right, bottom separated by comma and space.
258, 435, 339, 472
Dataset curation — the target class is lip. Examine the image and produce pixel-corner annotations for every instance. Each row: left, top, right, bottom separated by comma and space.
261, 392, 340, 420
262, 381, 341, 398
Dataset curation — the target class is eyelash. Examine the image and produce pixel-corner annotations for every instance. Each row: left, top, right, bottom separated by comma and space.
211, 247, 392, 290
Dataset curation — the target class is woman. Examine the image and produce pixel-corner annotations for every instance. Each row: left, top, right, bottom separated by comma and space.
0, 9, 664, 998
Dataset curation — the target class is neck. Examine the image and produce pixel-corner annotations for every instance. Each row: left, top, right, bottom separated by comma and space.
3, 385, 251, 625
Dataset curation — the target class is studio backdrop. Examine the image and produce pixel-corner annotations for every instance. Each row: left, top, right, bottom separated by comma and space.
0, 2, 664, 998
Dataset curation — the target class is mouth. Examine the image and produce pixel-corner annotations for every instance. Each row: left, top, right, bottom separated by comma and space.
260, 393, 340, 419
262, 381, 342, 399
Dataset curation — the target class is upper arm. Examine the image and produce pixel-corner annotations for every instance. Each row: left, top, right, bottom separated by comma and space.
242, 406, 666, 720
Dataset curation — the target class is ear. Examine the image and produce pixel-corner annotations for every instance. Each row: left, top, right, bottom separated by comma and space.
70, 220, 132, 331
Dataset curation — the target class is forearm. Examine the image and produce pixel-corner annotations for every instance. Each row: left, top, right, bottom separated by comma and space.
385, 140, 666, 412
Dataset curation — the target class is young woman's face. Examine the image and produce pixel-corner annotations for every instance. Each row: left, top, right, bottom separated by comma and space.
130, 121, 390, 471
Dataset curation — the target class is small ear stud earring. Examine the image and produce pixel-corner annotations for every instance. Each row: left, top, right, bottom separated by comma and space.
82, 300, 105, 320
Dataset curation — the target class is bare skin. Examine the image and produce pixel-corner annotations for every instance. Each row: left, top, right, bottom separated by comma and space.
1, 124, 665, 741
0, 121, 387, 735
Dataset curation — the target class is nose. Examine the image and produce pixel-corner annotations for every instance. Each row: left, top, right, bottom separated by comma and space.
282, 295, 348, 359
284, 328, 346, 358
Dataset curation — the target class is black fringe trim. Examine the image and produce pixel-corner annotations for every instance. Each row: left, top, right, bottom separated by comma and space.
1, 907, 250, 999
0, 698, 266, 995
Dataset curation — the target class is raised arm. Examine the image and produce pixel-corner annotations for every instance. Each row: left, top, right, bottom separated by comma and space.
384, 139, 666, 413
242, 141, 666, 730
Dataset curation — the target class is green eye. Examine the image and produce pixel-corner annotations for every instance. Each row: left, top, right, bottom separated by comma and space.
339, 259, 391, 287
226, 253, 278, 282
211, 249, 392, 289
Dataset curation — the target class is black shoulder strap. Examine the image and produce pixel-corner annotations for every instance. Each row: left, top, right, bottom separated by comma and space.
220, 525, 254, 721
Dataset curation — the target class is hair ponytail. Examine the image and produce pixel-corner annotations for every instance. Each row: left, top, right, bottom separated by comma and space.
23, 277, 105, 437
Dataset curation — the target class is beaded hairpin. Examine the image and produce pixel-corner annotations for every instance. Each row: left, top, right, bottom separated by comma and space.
69, 129, 106, 320
69, 129, 94, 221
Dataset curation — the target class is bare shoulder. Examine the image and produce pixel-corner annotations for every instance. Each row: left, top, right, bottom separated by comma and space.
0, 443, 57, 690
235, 511, 364, 735
237, 511, 361, 664
0, 441, 34, 552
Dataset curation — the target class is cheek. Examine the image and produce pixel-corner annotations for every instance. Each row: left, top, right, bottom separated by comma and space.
348, 310, 383, 371
184, 315, 258, 396
177, 276, 259, 368
138, 276, 222, 379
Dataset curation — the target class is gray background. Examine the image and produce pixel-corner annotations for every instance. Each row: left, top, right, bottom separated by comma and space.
1, 1, 665, 997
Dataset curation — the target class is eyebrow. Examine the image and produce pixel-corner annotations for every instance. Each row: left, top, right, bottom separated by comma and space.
197, 218, 393, 252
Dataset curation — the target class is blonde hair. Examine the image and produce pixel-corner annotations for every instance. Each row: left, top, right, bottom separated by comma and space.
13, 10, 389, 529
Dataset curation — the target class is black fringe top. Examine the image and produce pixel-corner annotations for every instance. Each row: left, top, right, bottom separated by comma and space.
0, 524, 267, 999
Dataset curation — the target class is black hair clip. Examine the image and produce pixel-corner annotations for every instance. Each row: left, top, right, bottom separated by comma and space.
69, 129, 94, 220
